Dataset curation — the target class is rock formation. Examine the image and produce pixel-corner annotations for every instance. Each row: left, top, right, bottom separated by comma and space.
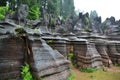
0, 5, 120, 80
0, 20, 24, 80
0, 19, 70, 80
29, 37, 70, 80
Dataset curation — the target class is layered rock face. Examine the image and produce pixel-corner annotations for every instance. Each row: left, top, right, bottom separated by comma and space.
116, 42, 120, 53
95, 41, 112, 67
1, 7, 120, 80
73, 40, 102, 68
0, 19, 70, 80
29, 36, 70, 80
0, 20, 25, 80
0, 37, 24, 80
43, 37, 68, 58
107, 41, 120, 64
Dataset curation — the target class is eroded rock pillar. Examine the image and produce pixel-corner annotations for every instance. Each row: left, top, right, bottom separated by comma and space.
28, 35, 70, 80
73, 40, 102, 68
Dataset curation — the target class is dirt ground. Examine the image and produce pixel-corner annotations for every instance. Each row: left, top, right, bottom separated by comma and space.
72, 66, 120, 80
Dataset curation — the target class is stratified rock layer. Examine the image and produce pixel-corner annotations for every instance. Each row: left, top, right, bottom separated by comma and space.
95, 41, 112, 67
0, 37, 24, 80
72, 39, 102, 68
29, 36, 70, 80
107, 41, 120, 64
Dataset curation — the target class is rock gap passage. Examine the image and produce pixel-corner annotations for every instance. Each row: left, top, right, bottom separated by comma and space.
0, 1, 120, 80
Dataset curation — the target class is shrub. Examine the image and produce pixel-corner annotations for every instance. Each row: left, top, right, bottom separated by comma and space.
68, 52, 74, 60
0, 14, 5, 19
79, 67, 97, 73
0, 6, 8, 19
115, 63, 120, 67
28, 5, 40, 20
21, 63, 33, 80
50, 18, 55, 26
84, 25, 89, 32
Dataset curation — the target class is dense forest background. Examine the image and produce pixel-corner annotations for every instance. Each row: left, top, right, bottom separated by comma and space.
0, 0, 75, 20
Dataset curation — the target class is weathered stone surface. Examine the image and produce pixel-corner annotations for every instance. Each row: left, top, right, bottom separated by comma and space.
0, 37, 24, 80
71, 39, 102, 68
38, 26, 50, 35
43, 70, 69, 80
116, 42, 120, 53
29, 37, 70, 80
12, 4, 29, 25
78, 42, 102, 68
43, 37, 68, 57
107, 41, 120, 64
95, 41, 112, 67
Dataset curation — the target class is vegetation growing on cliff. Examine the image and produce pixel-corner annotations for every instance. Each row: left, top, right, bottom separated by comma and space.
21, 64, 33, 80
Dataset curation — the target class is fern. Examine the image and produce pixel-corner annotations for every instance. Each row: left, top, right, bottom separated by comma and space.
21, 63, 33, 80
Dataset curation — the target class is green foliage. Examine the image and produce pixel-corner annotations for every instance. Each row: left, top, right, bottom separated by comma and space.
21, 63, 33, 80
85, 17, 89, 24
0, 6, 8, 19
68, 52, 74, 60
47, 0, 59, 15
61, 0, 75, 19
84, 25, 89, 32
114, 63, 120, 67
28, 5, 40, 20
0, 14, 5, 19
46, 40, 53, 43
50, 18, 55, 26
79, 67, 97, 73
67, 70, 75, 80
9, 9, 15, 15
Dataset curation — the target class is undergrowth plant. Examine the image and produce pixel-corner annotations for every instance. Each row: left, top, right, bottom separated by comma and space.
67, 70, 75, 80
79, 67, 97, 73
21, 63, 33, 80
114, 63, 120, 67
68, 52, 74, 60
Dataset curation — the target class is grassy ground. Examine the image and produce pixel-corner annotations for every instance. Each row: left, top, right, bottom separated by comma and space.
72, 66, 120, 80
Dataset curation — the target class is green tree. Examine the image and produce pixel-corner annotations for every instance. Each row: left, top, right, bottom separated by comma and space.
0, 0, 7, 6
47, 0, 58, 16
62, 0, 75, 19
